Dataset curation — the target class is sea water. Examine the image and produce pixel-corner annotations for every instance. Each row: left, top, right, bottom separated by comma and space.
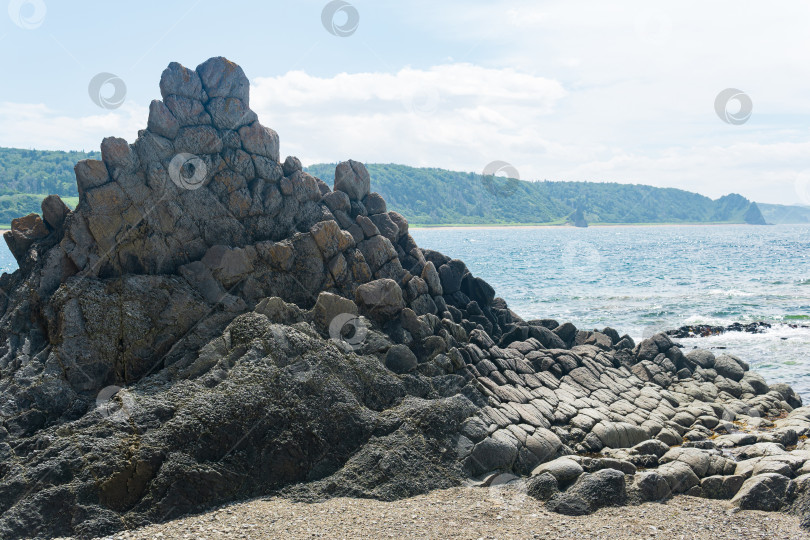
1, 224, 808, 399
411, 224, 810, 400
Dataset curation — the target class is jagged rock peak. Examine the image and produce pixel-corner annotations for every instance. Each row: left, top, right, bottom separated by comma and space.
1, 57, 416, 312
0, 56, 484, 396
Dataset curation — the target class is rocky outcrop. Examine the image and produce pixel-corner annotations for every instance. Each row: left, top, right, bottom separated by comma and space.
666, 321, 775, 338
744, 202, 768, 225
568, 206, 588, 228
0, 58, 807, 539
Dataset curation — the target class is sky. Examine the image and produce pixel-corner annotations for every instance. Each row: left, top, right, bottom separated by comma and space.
1, 0, 809, 205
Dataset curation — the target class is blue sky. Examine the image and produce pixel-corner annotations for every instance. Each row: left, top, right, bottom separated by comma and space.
1, 0, 810, 205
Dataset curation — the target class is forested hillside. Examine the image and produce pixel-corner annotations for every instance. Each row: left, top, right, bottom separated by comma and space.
306, 163, 766, 225
0, 147, 100, 196
0, 147, 800, 226
0, 147, 97, 224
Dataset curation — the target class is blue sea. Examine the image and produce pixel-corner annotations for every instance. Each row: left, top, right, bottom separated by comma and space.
411, 224, 810, 400
2, 224, 809, 399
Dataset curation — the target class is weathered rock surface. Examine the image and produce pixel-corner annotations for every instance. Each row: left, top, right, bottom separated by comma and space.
732, 473, 795, 511
546, 469, 627, 515
0, 58, 808, 538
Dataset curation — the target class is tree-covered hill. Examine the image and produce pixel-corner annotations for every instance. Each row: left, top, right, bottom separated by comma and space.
0, 147, 97, 225
0, 147, 100, 196
306, 163, 767, 226
0, 147, 801, 226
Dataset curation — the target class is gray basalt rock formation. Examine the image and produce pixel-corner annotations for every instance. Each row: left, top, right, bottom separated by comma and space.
0, 58, 809, 538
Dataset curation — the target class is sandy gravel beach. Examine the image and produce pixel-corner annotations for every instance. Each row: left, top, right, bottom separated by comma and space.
87, 486, 806, 540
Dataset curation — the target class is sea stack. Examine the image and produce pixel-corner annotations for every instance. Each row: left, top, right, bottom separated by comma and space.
744, 202, 768, 225
0, 58, 809, 538
569, 205, 588, 228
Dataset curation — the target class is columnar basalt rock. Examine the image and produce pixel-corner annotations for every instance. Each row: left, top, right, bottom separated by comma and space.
0, 58, 808, 539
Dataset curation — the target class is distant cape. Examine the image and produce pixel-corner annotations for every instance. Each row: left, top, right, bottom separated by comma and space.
307, 163, 783, 226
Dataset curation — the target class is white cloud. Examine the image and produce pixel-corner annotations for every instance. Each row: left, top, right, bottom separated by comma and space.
251, 64, 565, 111
2, 60, 808, 205
249, 63, 567, 172
2, 0, 809, 205
0, 102, 144, 152
247, 63, 809, 205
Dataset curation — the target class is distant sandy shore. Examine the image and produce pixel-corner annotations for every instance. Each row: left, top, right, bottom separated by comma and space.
410, 222, 754, 230
82, 486, 804, 540
0, 224, 762, 234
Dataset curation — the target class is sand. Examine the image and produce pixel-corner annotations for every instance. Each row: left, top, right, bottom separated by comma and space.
88, 485, 806, 540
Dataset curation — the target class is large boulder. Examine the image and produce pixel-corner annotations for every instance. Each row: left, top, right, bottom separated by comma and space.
385, 344, 417, 374
731, 473, 795, 511
160, 61, 205, 101
531, 457, 583, 487
421, 262, 443, 296
438, 259, 467, 295
388, 211, 408, 239
310, 220, 354, 260
546, 469, 627, 516
74, 159, 110, 197
714, 355, 745, 382
355, 279, 405, 320
369, 213, 400, 244
41, 195, 70, 231
3, 213, 49, 260
685, 349, 715, 370
239, 122, 279, 161
468, 430, 520, 474
659, 447, 712, 478
527, 325, 566, 349
334, 160, 371, 201
196, 56, 250, 103
553, 322, 578, 347
771, 383, 803, 409
526, 472, 559, 501
364, 192, 386, 214
147, 99, 180, 139
657, 461, 700, 494
701, 475, 745, 499
631, 439, 670, 459
312, 292, 358, 332
629, 471, 671, 502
